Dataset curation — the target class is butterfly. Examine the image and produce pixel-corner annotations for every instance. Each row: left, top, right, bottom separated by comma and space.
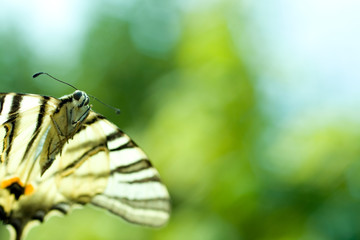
0, 73, 170, 240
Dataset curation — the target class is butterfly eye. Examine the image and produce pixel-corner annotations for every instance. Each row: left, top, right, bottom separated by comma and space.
73, 91, 83, 101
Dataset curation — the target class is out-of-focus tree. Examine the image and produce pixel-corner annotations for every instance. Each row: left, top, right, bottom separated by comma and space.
1, 0, 360, 240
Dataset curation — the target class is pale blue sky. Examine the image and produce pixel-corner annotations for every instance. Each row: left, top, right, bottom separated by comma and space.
244, 0, 360, 127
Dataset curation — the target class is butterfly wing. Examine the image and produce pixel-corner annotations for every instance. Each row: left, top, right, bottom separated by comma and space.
55, 111, 170, 226
0, 93, 170, 240
0, 93, 65, 240
0, 93, 59, 174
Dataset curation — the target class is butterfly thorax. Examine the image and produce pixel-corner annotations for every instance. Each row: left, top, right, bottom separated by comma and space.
38, 90, 91, 175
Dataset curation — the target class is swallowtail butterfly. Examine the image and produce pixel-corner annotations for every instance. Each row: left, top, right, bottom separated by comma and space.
0, 73, 170, 240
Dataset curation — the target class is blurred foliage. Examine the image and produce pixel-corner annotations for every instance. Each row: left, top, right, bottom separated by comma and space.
1, 1, 360, 240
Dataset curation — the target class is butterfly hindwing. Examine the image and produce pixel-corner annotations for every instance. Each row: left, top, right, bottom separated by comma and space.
88, 114, 170, 226
56, 111, 170, 226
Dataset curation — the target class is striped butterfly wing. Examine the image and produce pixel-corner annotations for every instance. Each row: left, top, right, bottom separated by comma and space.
0, 92, 170, 240
0, 93, 66, 239
56, 111, 170, 225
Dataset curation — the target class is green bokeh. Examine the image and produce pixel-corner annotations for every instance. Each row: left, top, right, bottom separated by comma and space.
1, 1, 360, 240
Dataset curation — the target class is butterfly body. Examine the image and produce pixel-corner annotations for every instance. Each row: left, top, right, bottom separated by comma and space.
0, 91, 170, 240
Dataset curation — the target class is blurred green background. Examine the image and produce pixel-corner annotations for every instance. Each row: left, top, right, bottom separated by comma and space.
1, 0, 360, 239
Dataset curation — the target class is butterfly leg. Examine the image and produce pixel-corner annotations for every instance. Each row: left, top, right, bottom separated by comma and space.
49, 115, 66, 140
39, 116, 69, 175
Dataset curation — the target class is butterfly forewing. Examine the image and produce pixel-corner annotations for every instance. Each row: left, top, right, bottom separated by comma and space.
0, 91, 170, 240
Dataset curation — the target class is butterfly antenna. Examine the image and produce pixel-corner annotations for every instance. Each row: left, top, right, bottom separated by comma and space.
32, 72, 78, 90
89, 94, 121, 114
33, 72, 120, 114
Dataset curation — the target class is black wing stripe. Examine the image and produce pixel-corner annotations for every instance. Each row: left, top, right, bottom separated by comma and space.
85, 114, 105, 125
113, 197, 170, 211
1, 125, 10, 163
0, 95, 9, 162
0, 95, 5, 114
92, 196, 170, 213
50, 202, 71, 214
5, 94, 23, 163
91, 194, 170, 227
21, 96, 49, 163
66, 140, 104, 153
31, 210, 46, 222
125, 175, 161, 184
54, 97, 72, 114
59, 143, 107, 175
9, 218, 24, 240
109, 140, 136, 152
106, 130, 125, 142
110, 159, 152, 174
74, 114, 106, 135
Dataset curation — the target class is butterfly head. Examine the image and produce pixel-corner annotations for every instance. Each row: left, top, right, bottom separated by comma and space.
69, 90, 91, 125
73, 90, 90, 108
